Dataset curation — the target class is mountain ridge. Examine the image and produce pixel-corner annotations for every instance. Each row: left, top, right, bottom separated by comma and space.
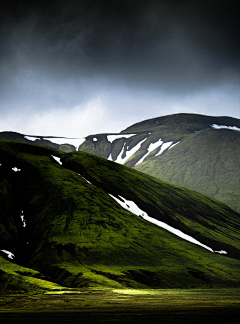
2, 113, 238, 212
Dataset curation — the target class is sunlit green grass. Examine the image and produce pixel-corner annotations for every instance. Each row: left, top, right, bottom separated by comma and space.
0, 139, 240, 293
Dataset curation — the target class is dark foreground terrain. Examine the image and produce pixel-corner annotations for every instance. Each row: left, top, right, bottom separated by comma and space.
0, 288, 240, 324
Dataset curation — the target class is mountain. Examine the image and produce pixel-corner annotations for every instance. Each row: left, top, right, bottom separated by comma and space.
1, 140, 240, 293
1, 113, 239, 214
52, 113, 240, 213
77, 113, 240, 214
0, 131, 78, 152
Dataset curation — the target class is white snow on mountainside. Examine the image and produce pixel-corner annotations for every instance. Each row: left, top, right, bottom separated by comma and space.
211, 124, 240, 131
0, 250, 15, 259
46, 137, 86, 149
155, 141, 173, 156
24, 136, 41, 141
105, 136, 181, 166
107, 134, 136, 143
135, 138, 163, 166
114, 138, 147, 164
134, 140, 181, 166
24, 135, 86, 150
108, 194, 227, 255
12, 167, 21, 172
49, 137, 86, 150
51, 155, 62, 165
168, 141, 180, 150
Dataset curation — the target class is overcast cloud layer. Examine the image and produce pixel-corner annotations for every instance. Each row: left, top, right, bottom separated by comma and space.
0, 0, 239, 137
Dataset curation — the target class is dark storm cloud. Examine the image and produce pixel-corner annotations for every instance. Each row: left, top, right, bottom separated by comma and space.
1, 0, 239, 79
0, 0, 239, 122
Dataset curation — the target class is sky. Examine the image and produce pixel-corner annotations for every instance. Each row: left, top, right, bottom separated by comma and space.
0, 0, 239, 138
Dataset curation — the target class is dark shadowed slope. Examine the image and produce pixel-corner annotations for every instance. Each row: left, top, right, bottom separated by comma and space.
0, 140, 240, 292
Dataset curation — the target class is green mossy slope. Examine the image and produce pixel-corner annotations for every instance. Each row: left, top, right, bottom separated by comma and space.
0, 255, 64, 294
62, 151, 240, 259
0, 140, 240, 291
134, 128, 240, 213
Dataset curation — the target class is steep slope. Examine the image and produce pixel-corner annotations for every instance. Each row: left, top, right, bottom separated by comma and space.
0, 140, 240, 291
134, 128, 240, 213
77, 113, 240, 213
62, 151, 240, 260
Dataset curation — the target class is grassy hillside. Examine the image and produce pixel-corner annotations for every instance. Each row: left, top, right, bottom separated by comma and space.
134, 128, 240, 213
121, 113, 240, 135
62, 151, 240, 258
1, 140, 240, 292
0, 255, 64, 294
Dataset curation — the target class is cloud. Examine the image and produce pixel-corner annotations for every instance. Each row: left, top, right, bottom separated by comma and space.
0, 82, 239, 138
1, 0, 239, 92
0, 97, 108, 137
0, 0, 239, 135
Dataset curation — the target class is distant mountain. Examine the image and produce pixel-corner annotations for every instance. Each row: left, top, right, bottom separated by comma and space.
0, 131, 80, 152
56, 113, 240, 213
1, 140, 240, 292
1, 113, 239, 213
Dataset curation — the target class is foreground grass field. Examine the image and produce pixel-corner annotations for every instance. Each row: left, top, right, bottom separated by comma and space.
0, 288, 240, 323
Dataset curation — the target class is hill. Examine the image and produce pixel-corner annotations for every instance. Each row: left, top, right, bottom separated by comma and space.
1, 140, 240, 292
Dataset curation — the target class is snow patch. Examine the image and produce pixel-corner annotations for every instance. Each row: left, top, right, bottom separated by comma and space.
24, 136, 41, 141
12, 167, 21, 172
211, 124, 240, 131
42, 137, 86, 150
78, 174, 91, 184
135, 138, 163, 166
155, 141, 173, 156
108, 194, 219, 253
1, 250, 15, 259
108, 153, 113, 161
51, 155, 62, 165
115, 145, 125, 163
82, 176, 91, 184
20, 210, 26, 227
93, 137, 98, 141
109, 194, 147, 217
168, 141, 180, 150
115, 138, 147, 164
107, 134, 137, 143
214, 250, 228, 255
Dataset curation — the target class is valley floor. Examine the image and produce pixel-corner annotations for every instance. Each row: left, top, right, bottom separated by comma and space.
0, 288, 240, 323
